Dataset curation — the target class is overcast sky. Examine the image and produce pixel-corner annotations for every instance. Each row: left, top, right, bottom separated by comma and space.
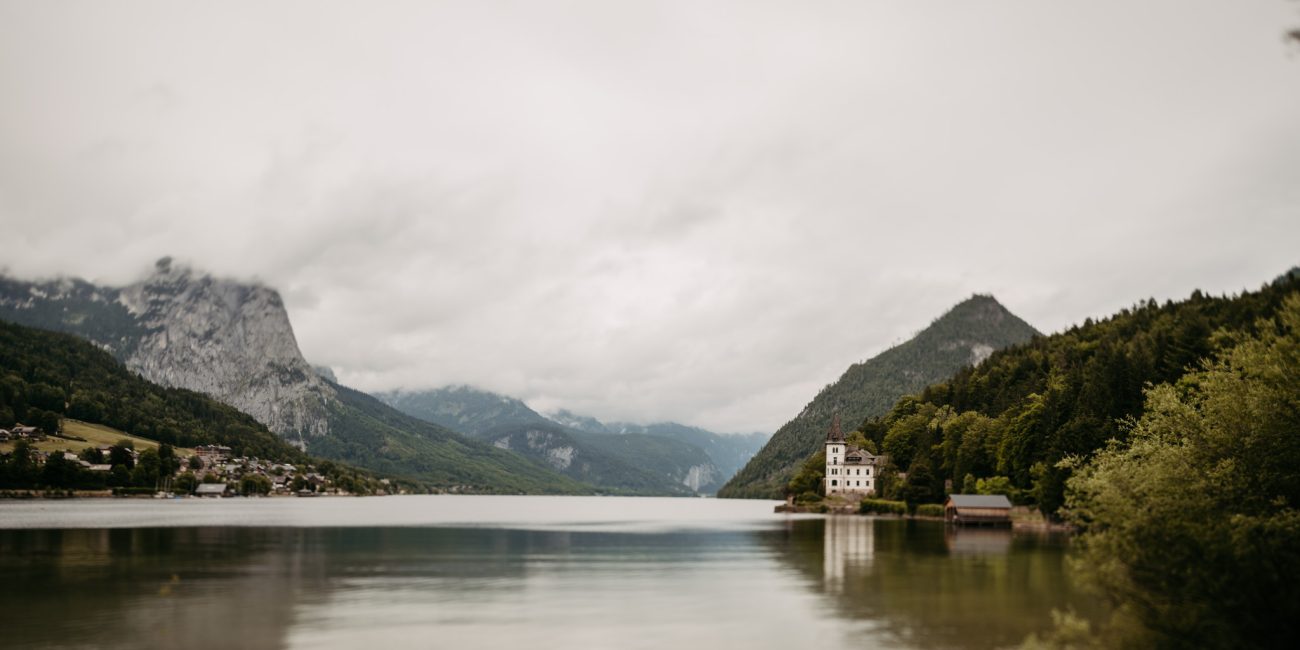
1, 1, 1298, 433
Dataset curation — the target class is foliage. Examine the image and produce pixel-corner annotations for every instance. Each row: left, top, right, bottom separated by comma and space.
239, 474, 272, 496
898, 454, 940, 512
916, 503, 945, 518
855, 277, 1300, 517
1058, 294, 1300, 648
860, 498, 907, 515
0, 320, 307, 462
720, 295, 1039, 498
976, 476, 1016, 498
785, 450, 826, 502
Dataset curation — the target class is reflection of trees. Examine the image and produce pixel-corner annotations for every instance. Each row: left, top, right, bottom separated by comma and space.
761, 518, 1101, 650
0, 527, 567, 650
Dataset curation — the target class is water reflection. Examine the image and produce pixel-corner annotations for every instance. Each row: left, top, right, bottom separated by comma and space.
0, 502, 1097, 650
822, 515, 874, 592
764, 518, 1097, 650
944, 525, 1014, 555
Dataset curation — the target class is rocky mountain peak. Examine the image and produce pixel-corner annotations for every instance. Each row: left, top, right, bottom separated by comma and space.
0, 260, 335, 446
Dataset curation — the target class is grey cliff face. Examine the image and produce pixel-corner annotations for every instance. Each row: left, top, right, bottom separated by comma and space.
117, 261, 335, 444
0, 259, 334, 447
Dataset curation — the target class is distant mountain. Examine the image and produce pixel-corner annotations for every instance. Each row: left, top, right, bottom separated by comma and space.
376, 387, 764, 494
377, 386, 551, 436
0, 260, 587, 494
470, 421, 698, 495
718, 294, 1040, 499
601, 421, 768, 488
542, 408, 611, 434
541, 410, 769, 479
541, 411, 769, 494
319, 382, 591, 494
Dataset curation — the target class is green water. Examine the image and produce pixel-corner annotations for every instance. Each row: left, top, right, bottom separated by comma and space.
0, 496, 1095, 649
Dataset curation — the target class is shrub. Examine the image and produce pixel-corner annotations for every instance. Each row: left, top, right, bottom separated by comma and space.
916, 503, 945, 518
860, 498, 906, 515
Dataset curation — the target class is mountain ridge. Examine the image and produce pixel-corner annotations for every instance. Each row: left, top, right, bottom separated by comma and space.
0, 260, 587, 494
378, 386, 768, 494
718, 294, 1040, 499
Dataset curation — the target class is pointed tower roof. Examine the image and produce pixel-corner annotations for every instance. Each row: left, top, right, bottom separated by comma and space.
826, 415, 845, 443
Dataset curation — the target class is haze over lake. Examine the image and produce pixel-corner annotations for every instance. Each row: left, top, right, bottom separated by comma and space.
0, 496, 1093, 650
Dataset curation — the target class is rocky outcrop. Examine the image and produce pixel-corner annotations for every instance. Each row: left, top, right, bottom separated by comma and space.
0, 258, 334, 446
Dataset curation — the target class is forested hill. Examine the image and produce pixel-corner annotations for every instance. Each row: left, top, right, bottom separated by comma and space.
316, 381, 593, 495
0, 319, 306, 462
861, 273, 1300, 517
719, 295, 1040, 499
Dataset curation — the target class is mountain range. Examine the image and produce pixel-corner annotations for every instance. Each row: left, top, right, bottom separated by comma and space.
718, 294, 1041, 499
0, 259, 1041, 499
377, 386, 768, 494
0, 259, 586, 494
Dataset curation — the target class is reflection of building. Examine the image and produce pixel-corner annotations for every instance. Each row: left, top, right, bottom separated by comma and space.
823, 516, 874, 592
823, 418, 881, 496
944, 526, 1013, 555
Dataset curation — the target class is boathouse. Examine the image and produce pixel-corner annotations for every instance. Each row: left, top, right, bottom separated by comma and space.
944, 494, 1012, 526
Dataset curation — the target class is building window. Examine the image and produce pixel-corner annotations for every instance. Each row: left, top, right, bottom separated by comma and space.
831, 480, 838, 487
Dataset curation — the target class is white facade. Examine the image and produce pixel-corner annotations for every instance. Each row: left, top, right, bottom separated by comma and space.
823, 431, 880, 496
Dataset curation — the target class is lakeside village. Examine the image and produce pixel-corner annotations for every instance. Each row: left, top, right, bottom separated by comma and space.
779, 418, 1043, 530
0, 422, 400, 498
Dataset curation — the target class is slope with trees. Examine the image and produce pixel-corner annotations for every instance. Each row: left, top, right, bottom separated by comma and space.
1028, 292, 1300, 648
720, 295, 1040, 499
854, 275, 1300, 517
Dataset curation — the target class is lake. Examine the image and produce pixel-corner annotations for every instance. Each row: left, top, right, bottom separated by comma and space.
0, 496, 1095, 649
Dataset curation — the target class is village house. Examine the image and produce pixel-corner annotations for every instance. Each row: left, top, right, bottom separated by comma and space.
194, 444, 232, 464
194, 483, 230, 498
10, 425, 44, 440
823, 418, 882, 496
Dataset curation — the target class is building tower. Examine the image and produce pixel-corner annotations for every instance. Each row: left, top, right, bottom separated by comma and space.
824, 415, 845, 493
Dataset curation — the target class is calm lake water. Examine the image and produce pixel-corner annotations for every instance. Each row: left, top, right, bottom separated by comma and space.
0, 496, 1094, 649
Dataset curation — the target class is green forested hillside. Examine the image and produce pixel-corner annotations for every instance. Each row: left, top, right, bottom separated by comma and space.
860, 275, 1300, 516
719, 295, 1039, 499
315, 382, 593, 494
1033, 292, 1300, 647
0, 320, 305, 461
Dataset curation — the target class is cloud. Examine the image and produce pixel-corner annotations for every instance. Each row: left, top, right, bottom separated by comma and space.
1, 0, 1298, 432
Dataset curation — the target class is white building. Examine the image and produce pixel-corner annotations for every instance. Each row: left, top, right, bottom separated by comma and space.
823, 417, 881, 496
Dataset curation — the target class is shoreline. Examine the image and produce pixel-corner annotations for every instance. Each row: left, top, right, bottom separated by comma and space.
774, 501, 1075, 533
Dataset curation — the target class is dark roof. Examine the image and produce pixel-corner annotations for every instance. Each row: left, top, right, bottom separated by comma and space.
946, 494, 1012, 509
843, 446, 878, 464
825, 416, 845, 443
